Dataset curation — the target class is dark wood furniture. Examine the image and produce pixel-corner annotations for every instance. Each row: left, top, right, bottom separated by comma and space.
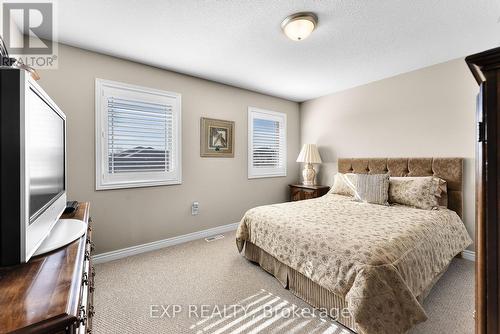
0, 202, 95, 334
466, 47, 500, 334
289, 184, 330, 201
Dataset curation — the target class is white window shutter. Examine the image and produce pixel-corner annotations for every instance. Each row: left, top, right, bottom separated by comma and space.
248, 107, 287, 178
107, 97, 173, 173
95, 79, 181, 190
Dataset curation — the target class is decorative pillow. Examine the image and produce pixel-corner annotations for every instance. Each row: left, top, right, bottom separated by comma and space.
435, 178, 448, 207
330, 173, 357, 196
353, 173, 390, 205
388, 176, 446, 210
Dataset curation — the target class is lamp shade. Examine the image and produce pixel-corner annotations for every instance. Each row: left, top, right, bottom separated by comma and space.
296, 144, 322, 163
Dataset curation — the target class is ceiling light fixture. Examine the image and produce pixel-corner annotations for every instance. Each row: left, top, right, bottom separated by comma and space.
281, 12, 318, 41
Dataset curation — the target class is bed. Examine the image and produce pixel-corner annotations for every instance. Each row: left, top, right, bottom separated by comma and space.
236, 158, 472, 334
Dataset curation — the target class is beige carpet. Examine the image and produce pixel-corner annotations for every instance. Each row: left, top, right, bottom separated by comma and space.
93, 231, 474, 334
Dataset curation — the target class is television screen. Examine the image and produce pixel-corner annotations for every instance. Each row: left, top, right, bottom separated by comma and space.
28, 88, 65, 222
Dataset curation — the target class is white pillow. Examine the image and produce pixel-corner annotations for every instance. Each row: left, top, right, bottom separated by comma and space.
330, 173, 356, 196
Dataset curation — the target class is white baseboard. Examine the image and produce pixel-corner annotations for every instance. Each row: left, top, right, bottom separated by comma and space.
462, 250, 475, 262
92, 222, 239, 264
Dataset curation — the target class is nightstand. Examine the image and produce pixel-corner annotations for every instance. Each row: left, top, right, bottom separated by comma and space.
289, 184, 330, 201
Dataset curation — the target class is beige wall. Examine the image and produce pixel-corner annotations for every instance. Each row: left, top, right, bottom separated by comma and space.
300, 58, 478, 250
35, 44, 475, 254
38, 44, 300, 254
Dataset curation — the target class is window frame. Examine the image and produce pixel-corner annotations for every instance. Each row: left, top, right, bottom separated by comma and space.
247, 107, 287, 179
95, 78, 182, 190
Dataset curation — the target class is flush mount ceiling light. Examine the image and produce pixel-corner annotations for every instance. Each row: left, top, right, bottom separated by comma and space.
281, 12, 318, 41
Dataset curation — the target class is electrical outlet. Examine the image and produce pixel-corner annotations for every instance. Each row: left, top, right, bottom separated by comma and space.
191, 201, 199, 215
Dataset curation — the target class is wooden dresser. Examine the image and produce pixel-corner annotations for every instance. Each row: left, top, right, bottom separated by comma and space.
0, 202, 95, 334
289, 184, 330, 201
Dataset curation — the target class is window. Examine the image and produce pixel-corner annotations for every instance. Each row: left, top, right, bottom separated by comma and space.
95, 79, 181, 190
248, 107, 287, 178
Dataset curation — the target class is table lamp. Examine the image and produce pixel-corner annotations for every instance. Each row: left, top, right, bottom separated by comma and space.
296, 144, 322, 185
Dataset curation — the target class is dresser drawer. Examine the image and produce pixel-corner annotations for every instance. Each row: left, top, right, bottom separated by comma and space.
78, 218, 95, 334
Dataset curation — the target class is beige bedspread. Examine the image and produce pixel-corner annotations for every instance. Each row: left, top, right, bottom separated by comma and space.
236, 194, 472, 334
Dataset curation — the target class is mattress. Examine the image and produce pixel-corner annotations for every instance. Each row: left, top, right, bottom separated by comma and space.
236, 194, 472, 334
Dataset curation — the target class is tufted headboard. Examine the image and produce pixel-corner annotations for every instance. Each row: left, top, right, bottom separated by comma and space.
338, 158, 464, 218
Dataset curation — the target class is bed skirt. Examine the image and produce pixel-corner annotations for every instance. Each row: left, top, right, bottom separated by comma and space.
244, 241, 358, 331
243, 241, 449, 334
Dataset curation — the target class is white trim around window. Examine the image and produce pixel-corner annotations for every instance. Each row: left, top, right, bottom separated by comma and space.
248, 107, 287, 179
95, 79, 182, 190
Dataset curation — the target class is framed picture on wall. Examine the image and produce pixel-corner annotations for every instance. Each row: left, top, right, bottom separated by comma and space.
200, 117, 234, 157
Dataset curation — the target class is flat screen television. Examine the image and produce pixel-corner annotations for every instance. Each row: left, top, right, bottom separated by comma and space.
0, 69, 66, 265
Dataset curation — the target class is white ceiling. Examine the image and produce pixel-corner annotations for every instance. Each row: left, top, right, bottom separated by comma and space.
47, 0, 500, 101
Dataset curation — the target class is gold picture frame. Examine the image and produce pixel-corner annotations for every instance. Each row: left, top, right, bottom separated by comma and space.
200, 117, 234, 157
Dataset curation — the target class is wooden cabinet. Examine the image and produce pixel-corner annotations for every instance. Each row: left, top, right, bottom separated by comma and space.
466, 47, 500, 334
0, 202, 95, 334
289, 184, 330, 201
